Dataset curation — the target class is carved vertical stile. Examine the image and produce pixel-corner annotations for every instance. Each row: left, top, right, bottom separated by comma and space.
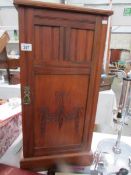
52, 27, 60, 61
85, 31, 94, 62
59, 27, 65, 61
64, 27, 71, 61
34, 26, 41, 64
70, 28, 77, 62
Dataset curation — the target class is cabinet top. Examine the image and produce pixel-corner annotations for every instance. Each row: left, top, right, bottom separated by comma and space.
14, 0, 113, 16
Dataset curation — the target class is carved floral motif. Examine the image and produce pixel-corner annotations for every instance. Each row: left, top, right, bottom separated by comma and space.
40, 91, 83, 134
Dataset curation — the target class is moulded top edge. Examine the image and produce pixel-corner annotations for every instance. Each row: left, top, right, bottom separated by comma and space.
13, 0, 113, 16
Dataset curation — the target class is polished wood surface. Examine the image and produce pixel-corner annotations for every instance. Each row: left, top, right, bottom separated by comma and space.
14, 0, 113, 16
14, 0, 112, 170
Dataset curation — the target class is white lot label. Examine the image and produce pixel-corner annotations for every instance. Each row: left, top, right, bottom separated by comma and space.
21, 43, 32, 51
102, 20, 108, 24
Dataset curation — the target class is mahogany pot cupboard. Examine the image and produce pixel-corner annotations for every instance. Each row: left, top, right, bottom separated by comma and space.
14, 0, 113, 170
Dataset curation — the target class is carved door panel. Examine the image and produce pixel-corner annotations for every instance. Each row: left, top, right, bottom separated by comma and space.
20, 8, 105, 158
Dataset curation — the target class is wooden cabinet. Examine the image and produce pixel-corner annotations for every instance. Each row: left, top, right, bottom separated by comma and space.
14, 0, 113, 170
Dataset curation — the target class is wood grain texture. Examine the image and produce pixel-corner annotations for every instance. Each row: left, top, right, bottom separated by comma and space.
20, 151, 93, 170
15, 0, 112, 170
33, 75, 89, 156
14, 0, 113, 16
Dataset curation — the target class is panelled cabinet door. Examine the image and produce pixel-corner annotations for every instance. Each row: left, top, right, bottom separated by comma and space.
32, 10, 96, 156
14, 0, 113, 170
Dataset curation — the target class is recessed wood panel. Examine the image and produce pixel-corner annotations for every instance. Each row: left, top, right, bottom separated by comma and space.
35, 25, 94, 66
34, 15, 95, 66
34, 26, 60, 64
70, 29, 94, 63
34, 75, 89, 152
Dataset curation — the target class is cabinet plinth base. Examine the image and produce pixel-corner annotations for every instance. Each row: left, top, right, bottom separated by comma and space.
20, 151, 93, 170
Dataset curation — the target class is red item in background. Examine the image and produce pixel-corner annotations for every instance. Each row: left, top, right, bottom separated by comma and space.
0, 164, 41, 175
110, 49, 121, 63
0, 113, 22, 157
